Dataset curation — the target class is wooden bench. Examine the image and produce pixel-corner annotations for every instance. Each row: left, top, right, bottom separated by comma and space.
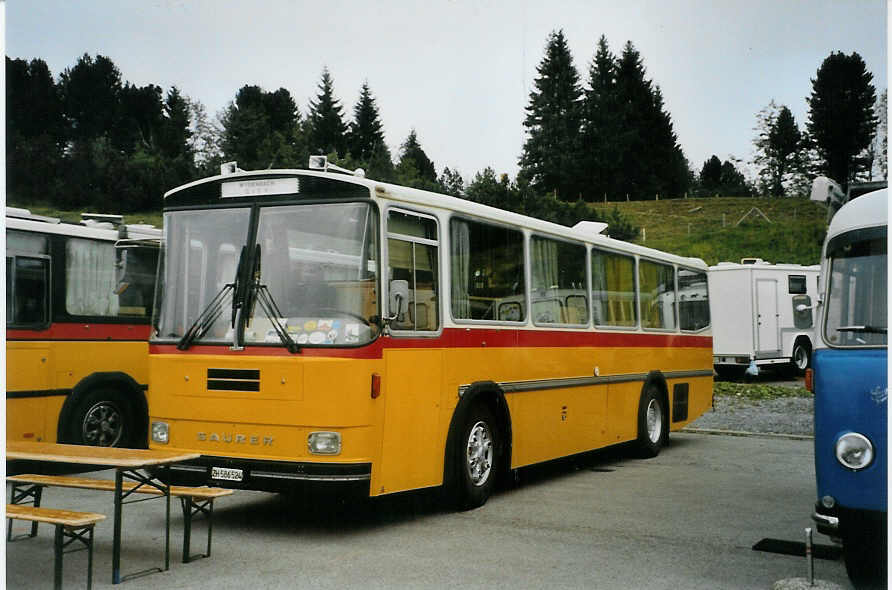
7, 504, 105, 590
8, 474, 233, 563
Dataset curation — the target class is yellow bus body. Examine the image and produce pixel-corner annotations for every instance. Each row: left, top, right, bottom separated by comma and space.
150, 338, 711, 496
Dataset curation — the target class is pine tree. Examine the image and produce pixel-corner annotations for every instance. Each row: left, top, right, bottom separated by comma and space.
753, 103, 802, 196
806, 51, 877, 187
396, 129, 438, 189
580, 35, 623, 201
306, 67, 348, 157
519, 30, 583, 200
6, 57, 66, 203
220, 85, 301, 170
348, 82, 386, 161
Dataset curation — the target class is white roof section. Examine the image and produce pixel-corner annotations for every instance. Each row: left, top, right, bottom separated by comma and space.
826, 188, 888, 242
6, 208, 161, 242
709, 261, 820, 272
166, 168, 708, 270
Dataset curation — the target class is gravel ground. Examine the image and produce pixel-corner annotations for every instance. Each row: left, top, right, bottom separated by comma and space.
688, 384, 814, 437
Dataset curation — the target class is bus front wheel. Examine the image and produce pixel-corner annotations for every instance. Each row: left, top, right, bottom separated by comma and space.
446, 404, 500, 511
842, 513, 887, 588
635, 385, 668, 458
63, 389, 138, 448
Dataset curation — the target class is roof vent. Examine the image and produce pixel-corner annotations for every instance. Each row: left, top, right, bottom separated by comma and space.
572, 221, 609, 235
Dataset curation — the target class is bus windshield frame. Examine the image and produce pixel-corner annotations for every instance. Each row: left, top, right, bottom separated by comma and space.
822, 227, 888, 349
153, 199, 381, 349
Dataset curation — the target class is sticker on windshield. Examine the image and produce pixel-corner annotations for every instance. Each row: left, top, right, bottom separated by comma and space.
309, 331, 325, 344
304, 320, 317, 331
296, 333, 309, 344
345, 324, 360, 343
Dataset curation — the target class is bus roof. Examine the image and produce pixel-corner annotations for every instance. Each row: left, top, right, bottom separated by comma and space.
7, 209, 161, 242
164, 167, 708, 271
826, 187, 888, 242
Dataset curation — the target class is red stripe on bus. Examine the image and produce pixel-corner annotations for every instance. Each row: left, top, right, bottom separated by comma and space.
7, 323, 152, 341
149, 328, 711, 358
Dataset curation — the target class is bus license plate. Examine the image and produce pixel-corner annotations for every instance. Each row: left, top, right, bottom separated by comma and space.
211, 467, 243, 482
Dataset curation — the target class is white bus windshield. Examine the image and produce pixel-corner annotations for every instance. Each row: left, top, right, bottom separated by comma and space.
825, 235, 887, 347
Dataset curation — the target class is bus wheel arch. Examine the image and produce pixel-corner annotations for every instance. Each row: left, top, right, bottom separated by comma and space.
57, 372, 148, 449
442, 382, 512, 510
635, 372, 670, 458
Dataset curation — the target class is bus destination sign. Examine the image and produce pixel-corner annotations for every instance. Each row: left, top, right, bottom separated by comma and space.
221, 178, 299, 198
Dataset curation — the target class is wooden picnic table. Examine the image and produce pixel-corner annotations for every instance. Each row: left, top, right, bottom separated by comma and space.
6, 441, 200, 584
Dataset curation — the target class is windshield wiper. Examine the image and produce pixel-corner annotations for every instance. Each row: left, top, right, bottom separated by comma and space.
837, 325, 888, 334
177, 282, 235, 350
237, 244, 301, 354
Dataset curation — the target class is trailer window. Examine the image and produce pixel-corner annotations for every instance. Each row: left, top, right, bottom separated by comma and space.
788, 275, 807, 295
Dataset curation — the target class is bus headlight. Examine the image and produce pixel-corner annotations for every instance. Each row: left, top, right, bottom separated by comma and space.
152, 421, 170, 444
308, 431, 341, 455
835, 432, 873, 470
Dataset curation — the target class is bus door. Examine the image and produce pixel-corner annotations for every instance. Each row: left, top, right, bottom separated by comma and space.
378, 209, 444, 494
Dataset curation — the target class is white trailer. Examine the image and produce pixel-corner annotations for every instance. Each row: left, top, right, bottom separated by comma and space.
708, 259, 820, 378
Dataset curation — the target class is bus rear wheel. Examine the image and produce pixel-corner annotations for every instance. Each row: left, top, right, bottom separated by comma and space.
446, 404, 500, 511
63, 389, 138, 448
635, 385, 668, 458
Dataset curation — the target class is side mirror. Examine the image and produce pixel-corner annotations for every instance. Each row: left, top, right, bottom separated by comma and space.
388, 280, 409, 323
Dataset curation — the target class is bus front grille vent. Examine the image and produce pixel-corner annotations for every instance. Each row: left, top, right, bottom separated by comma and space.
207, 368, 261, 392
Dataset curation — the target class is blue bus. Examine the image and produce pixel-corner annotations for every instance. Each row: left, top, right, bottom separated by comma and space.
809, 186, 887, 588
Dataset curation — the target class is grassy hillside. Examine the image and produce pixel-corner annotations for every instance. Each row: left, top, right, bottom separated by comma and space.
9, 196, 827, 267
591, 196, 827, 266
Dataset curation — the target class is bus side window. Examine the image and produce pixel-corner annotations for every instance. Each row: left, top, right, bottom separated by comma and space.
678, 268, 709, 331
639, 259, 676, 330
387, 210, 439, 332
591, 248, 636, 328
450, 218, 525, 322
531, 235, 588, 325
8, 255, 50, 327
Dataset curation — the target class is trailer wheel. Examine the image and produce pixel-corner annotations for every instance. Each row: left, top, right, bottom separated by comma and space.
791, 339, 811, 375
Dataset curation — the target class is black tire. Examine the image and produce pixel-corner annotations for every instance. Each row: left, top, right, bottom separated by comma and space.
62, 388, 139, 448
445, 404, 500, 511
634, 384, 668, 458
842, 513, 887, 589
790, 339, 811, 376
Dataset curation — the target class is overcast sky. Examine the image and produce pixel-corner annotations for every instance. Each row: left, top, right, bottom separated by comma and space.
5, 0, 888, 183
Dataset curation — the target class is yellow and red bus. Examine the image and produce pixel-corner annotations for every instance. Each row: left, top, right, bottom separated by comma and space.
6, 208, 160, 448
148, 159, 713, 508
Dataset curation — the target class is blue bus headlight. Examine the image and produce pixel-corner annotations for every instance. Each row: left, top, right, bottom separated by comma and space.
835, 432, 874, 470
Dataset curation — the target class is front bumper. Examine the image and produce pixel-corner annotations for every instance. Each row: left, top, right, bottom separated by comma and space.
161, 455, 372, 494
812, 502, 840, 537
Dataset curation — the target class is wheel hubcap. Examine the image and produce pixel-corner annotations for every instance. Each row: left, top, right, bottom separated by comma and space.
82, 402, 124, 447
466, 420, 493, 487
794, 346, 808, 369
646, 399, 663, 444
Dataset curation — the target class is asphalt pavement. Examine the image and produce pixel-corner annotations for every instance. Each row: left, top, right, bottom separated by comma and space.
5, 432, 854, 589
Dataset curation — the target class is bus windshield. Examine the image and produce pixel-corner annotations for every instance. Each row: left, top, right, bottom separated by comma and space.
154, 202, 379, 347
824, 234, 887, 347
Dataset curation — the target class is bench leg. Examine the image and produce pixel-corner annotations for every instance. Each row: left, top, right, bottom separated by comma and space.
180, 497, 216, 563
54, 524, 63, 590
7, 484, 43, 541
